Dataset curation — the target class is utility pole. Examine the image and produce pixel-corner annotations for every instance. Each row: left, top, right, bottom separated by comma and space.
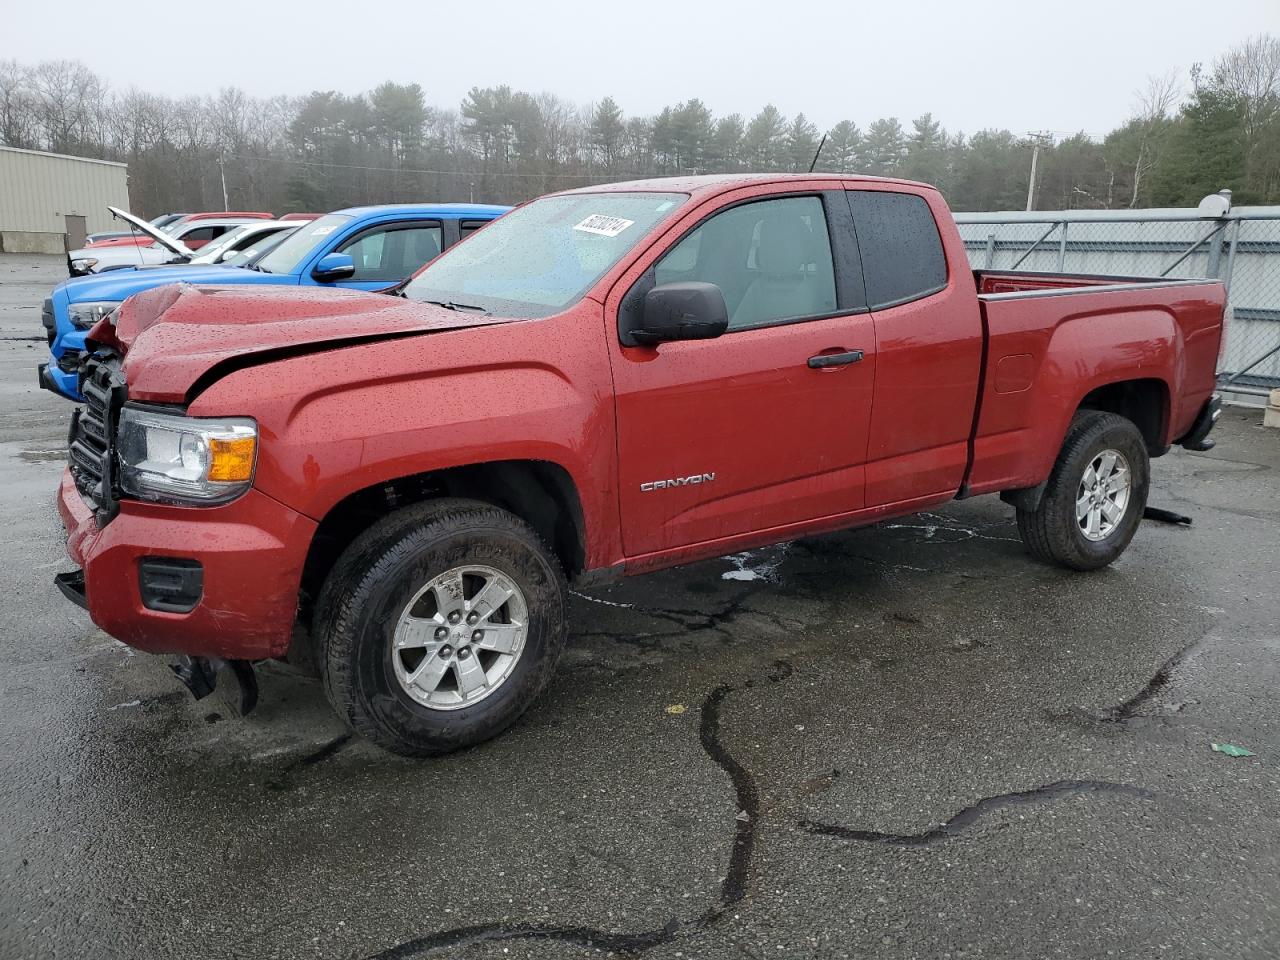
1025, 132, 1053, 211
218, 156, 229, 212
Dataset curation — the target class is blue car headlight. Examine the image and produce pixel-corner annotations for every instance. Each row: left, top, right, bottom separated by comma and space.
66, 300, 121, 329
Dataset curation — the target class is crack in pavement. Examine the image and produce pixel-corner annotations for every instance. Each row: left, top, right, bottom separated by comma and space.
1043, 639, 1211, 729
363, 661, 795, 958
572, 588, 805, 651
1100, 639, 1208, 722
264, 733, 354, 791
800, 779, 1155, 847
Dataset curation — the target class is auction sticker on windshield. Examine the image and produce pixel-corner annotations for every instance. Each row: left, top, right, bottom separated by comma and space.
573, 214, 635, 238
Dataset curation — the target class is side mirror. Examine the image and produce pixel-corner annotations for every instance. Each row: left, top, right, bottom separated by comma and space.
312, 252, 356, 282
632, 281, 728, 345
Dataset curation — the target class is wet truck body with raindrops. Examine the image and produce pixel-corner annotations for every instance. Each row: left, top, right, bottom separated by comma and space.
54, 174, 1226, 755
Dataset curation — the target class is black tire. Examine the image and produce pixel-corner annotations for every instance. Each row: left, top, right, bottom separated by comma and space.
315, 498, 568, 756
1016, 411, 1150, 571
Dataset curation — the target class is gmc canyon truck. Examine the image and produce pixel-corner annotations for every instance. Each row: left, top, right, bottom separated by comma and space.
55, 174, 1225, 756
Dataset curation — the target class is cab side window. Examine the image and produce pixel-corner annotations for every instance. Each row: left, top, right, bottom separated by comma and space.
846, 191, 947, 309
338, 223, 443, 282
651, 196, 837, 331
180, 226, 221, 247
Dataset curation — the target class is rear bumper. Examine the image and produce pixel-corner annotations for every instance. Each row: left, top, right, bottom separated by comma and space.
57, 470, 317, 660
1178, 394, 1221, 452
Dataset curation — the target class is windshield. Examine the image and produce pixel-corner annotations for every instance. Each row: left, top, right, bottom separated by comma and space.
254, 213, 352, 275
403, 192, 686, 317
223, 227, 298, 267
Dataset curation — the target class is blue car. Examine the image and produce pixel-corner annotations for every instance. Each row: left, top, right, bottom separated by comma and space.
40, 203, 510, 400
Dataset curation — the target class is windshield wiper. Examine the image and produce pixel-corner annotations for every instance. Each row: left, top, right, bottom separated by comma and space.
422, 299, 488, 314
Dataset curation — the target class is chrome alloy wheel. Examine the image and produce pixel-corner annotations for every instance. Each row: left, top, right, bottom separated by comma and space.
391, 564, 528, 711
1076, 449, 1132, 542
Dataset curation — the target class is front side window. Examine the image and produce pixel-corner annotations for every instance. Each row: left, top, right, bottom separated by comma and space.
337, 224, 442, 282
846, 191, 947, 309
651, 195, 837, 331
404, 192, 686, 318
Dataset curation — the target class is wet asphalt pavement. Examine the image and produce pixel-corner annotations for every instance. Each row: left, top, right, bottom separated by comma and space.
1, 253, 1279, 959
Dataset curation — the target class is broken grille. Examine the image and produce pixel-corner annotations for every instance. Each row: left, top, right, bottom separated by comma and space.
67, 354, 126, 525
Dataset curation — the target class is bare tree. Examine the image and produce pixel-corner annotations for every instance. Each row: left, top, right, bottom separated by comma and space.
32, 60, 102, 153
0, 59, 37, 148
1129, 71, 1180, 207
1213, 34, 1280, 144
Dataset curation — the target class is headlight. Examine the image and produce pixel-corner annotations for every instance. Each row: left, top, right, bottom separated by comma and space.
66, 300, 119, 328
117, 407, 258, 505
70, 258, 99, 273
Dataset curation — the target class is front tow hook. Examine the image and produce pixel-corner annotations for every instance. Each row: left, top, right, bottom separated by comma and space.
170, 656, 259, 716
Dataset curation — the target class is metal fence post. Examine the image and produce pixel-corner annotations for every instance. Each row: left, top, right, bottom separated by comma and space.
1207, 221, 1226, 279
1223, 218, 1241, 296
1057, 221, 1068, 272
984, 233, 995, 269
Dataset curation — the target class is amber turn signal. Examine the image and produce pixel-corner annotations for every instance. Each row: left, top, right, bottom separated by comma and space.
207, 436, 257, 482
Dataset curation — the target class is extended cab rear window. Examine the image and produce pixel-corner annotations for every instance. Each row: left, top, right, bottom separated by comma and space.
846, 191, 947, 310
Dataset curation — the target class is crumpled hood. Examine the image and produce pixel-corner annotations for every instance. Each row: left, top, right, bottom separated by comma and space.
93, 284, 515, 403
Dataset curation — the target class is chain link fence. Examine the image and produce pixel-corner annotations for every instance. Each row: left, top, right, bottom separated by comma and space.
954, 200, 1280, 404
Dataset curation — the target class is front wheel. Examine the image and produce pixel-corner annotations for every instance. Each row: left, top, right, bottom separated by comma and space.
316, 499, 568, 756
1016, 411, 1150, 571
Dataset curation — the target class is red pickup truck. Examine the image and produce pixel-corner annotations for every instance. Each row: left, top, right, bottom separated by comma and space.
56, 174, 1225, 755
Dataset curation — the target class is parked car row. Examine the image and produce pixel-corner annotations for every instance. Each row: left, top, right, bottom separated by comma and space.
42, 202, 509, 400
69, 210, 311, 275
43, 174, 1226, 757
84, 212, 187, 245
83, 210, 275, 249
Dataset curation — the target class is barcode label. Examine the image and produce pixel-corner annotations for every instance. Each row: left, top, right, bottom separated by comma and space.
573, 214, 635, 238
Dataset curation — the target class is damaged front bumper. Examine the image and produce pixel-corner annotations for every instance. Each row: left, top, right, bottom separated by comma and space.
56, 469, 317, 661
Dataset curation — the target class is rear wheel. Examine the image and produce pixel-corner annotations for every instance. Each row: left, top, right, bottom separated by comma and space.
1016, 411, 1150, 571
316, 499, 567, 756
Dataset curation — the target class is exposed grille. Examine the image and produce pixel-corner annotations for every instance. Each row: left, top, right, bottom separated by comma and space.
41, 298, 55, 346
67, 353, 126, 525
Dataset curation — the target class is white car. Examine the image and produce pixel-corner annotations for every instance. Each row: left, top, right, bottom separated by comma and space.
129, 221, 304, 271
66, 208, 301, 275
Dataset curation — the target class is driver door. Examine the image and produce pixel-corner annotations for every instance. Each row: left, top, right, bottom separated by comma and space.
609, 191, 876, 559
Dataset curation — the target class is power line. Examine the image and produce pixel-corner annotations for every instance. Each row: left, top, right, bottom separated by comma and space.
224, 152, 633, 181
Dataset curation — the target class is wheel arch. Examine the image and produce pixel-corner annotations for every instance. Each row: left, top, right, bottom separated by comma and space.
1001, 377, 1169, 512
289, 459, 587, 672
1075, 377, 1171, 455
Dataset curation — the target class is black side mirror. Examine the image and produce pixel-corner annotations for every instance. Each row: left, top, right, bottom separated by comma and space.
632, 281, 728, 345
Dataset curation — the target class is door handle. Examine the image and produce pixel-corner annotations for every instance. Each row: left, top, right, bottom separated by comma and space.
807, 349, 864, 369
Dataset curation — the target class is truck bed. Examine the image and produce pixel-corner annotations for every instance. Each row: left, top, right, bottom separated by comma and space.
964, 270, 1226, 498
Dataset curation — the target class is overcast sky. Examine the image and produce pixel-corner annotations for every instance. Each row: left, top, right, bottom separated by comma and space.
7, 0, 1279, 136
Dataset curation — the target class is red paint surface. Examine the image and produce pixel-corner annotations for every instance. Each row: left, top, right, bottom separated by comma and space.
62, 174, 1226, 660
58, 471, 315, 658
